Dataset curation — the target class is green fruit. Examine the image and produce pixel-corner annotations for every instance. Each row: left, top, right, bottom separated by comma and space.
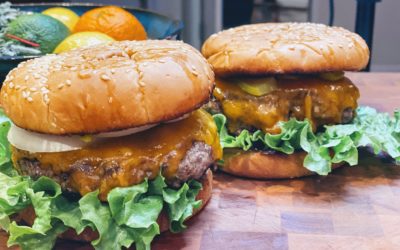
6, 13, 70, 54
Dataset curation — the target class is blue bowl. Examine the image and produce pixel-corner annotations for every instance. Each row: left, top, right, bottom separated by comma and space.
0, 2, 184, 83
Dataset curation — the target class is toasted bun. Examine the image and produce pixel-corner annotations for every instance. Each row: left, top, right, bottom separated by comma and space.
1, 40, 214, 135
221, 151, 344, 179
15, 170, 213, 242
202, 22, 370, 76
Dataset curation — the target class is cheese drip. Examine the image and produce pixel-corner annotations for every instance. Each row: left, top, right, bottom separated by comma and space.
214, 76, 360, 134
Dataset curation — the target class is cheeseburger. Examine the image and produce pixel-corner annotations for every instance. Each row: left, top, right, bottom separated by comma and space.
202, 22, 370, 178
0, 40, 221, 249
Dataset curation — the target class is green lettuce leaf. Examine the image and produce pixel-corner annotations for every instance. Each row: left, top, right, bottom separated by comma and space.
8, 221, 67, 250
214, 106, 400, 175
0, 110, 16, 177
163, 179, 203, 233
0, 110, 204, 250
0, 173, 30, 217
1, 175, 203, 250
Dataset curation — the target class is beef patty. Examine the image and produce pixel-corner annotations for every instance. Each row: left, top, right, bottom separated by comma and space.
14, 142, 214, 199
212, 76, 360, 134
11, 110, 222, 201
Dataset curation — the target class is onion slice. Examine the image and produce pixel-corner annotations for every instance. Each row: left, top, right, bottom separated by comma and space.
7, 113, 192, 153
96, 124, 157, 138
164, 113, 191, 123
8, 124, 87, 153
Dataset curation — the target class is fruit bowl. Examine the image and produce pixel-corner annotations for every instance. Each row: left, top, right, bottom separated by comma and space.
0, 2, 184, 83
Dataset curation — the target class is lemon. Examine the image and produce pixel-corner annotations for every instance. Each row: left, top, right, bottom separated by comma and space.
54, 31, 115, 53
42, 7, 79, 31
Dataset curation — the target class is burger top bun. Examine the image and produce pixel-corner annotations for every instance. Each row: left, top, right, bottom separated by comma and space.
202, 22, 370, 76
1, 40, 215, 135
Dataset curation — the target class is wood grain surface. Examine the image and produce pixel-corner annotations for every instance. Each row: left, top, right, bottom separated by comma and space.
1, 72, 400, 250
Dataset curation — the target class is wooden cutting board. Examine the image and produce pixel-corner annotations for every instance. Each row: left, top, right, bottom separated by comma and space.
1, 72, 400, 250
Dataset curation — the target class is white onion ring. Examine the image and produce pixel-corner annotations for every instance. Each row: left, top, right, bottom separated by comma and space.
96, 124, 157, 138
8, 124, 86, 153
164, 113, 191, 124
7, 113, 192, 153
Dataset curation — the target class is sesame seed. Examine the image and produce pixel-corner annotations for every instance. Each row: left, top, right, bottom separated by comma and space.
30, 87, 37, 92
158, 59, 166, 63
110, 69, 116, 74
43, 94, 50, 104
101, 74, 111, 81
33, 73, 40, 79
8, 82, 14, 89
66, 80, 72, 86
78, 70, 91, 79
58, 84, 64, 89
108, 97, 113, 103
15, 85, 21, 90
191, 70, 198, 76
24, 76, 29, 81
27, 97, 33, 102
22, 91, 28, 98
40, 87, 49, 93
70, 66, 78, 71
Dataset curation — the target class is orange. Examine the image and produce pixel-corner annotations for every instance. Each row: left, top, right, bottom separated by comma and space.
74, 6, 147, 41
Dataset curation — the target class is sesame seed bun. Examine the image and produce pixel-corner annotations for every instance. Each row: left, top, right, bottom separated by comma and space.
221, 151, 344, 179
1, 40, 214, 135
201, 22, 370, 76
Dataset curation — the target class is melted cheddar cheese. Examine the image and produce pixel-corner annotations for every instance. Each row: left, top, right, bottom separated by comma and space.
12, 109, 221, 200
214, 76, 360, 134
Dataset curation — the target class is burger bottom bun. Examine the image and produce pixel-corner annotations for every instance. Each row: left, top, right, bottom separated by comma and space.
221, 151, 344, 179
14, 170, 213, 242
